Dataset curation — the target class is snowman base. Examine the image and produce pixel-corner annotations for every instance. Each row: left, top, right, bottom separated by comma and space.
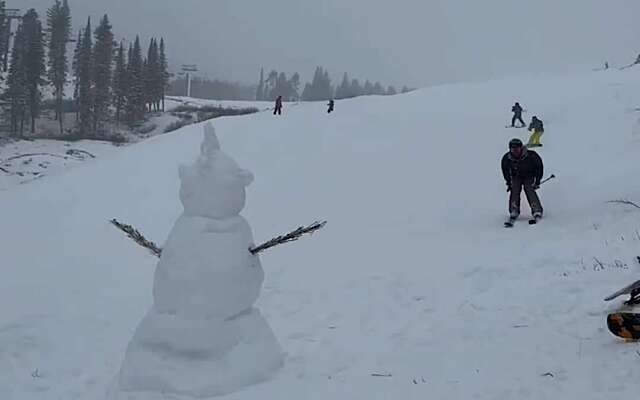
110, 307, 284, 399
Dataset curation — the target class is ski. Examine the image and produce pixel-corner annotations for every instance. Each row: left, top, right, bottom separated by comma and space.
504, 217, 516, 228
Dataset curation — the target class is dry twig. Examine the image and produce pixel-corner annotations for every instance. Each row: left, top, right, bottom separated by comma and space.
110, 218, 327, 258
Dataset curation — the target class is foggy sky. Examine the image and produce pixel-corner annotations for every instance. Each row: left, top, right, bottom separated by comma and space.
19, 0, 640, 88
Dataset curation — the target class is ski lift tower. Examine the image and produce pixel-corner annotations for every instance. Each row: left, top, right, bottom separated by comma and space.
181, 64, 198, 98
2, 9, 22, 72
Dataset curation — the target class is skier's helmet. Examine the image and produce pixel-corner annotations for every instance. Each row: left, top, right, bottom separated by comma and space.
509, 138, 523, 148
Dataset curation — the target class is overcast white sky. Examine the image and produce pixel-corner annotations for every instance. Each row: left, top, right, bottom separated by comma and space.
19, 0, 640, 88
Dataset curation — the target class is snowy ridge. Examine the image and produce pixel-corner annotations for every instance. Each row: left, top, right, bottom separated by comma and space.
2, 69, 640, 399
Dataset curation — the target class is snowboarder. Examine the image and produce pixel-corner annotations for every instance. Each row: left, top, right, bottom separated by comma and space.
511, 102, 525, 127
274, 95, 283, 115
527, 116, 544, 147
501, 138, 544, 221
327, 99, 334, 113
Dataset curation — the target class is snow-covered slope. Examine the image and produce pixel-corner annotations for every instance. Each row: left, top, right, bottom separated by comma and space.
3, 69, 640, 400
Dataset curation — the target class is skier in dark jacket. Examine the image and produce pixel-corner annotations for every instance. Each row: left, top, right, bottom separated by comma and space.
274, 95, 283, 115
327, 99, 334, 113
511, 102, 525, 127
501, 138, 544, 219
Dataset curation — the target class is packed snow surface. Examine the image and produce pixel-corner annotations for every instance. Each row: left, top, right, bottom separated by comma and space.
2, 69, 640, 399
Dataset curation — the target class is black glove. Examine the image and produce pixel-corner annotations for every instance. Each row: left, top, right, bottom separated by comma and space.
506, 182, 512, 192
532, 180, 540, 190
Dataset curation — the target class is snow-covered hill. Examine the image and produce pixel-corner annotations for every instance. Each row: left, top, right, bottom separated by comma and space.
2, 69, 640, 400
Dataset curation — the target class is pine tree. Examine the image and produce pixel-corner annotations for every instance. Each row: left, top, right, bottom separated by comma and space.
71, 28, 82, 121
336, 72, 350, 99
350, 79, 362, 97
77, 17, 93, 136
322, 69, 333, 100
158, 38, 169, 111
22, 9, 46, 134
125, 36, 144, 124
363, 80, 373, 96
46, 0, 71, 134
92, 14, 114, 137
0, 1, 8, 73
266, 70, 278, 100
144, 38, 160, 112
373, 81, 384, 95
387, 85, 397, 95
301, 82, 312, 101
4, 24, 27, 136
112, 41, 127, 125
256, 67, 264, 101
288, 72, 300, 101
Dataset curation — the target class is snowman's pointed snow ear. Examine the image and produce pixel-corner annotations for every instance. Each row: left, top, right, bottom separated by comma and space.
201, 123, 221, 156
237, 169, 254, 186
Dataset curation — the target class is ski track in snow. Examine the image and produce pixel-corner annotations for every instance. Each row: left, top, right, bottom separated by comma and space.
2, 70, 640, 399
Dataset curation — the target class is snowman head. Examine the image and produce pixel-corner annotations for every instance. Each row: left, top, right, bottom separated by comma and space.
178, 123, 254, 219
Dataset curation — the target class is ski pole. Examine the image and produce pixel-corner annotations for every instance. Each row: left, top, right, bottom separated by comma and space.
540, 174, 555, 185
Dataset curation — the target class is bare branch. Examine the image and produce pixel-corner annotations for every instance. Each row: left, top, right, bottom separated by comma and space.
110, 219, 162, 257
249, 221, 327, 254
607, 199, 640, 209
110, 218, 327, 258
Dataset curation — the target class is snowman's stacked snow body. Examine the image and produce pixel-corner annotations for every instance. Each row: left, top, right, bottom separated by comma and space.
113, 123, 283, 398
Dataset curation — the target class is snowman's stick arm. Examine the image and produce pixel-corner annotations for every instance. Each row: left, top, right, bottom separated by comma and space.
249, 221, 327, 254
110, 219, 163, 257
110, 218, 327, 258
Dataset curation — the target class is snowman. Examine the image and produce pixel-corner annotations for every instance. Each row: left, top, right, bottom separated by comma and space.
110, 123, 284, 399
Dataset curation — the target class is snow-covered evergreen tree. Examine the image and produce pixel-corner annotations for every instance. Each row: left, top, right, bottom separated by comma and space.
0, 1, 9, 72
3, 24, 27, 136
113, 41, 127, 125
22, 9, 46, 134
125, 36, 145, 124
46, 0, 71, 134
92, 14, 114, 136
159, 38, 169, 111
77, 17, 94, 136
256, 67, 264, 101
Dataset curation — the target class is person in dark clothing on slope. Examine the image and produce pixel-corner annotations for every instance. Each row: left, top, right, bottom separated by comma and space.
511, 102, 525, 127
327, 99, 334, 113
501, 138, 544, 219
274, 95, 283, 115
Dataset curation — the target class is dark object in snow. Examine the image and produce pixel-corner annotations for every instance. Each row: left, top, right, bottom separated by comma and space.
604, 279, 640, 305
510, 102, 525, 127
248, 221, 327, 254
110, 218, 326, 257
606, 199, 640, 210
528, 215, 542, 225
110, 219, 162, 257
607, 313, 640, 340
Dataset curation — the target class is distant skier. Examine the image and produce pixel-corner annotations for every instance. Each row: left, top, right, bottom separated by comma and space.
501, 138, 544, 221
511, 102, 525, 127
327, 99, 334, 113
527, 116, 544, 147
274, 95, 283, 115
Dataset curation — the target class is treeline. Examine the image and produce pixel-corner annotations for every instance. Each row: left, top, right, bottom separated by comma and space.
256, 66, 413, 102
167, 77, 255, 101
2, 1, 170, 139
